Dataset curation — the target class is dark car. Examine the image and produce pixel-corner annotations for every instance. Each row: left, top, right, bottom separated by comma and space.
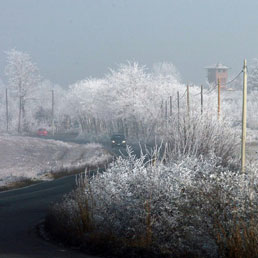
111, 134, 126, 148
37, 128, 48, 136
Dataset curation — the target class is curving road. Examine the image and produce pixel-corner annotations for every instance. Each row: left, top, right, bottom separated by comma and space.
0, 175, 98, 258
0, 142, 144, 258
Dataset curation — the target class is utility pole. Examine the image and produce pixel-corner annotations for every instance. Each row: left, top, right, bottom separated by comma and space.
161, 100, 164, 116
241, 59, 247, 172
5, 88, 9, 132
201, 85, 203, 115
18, 95, 22, 133
218, 78, 221, 120
177, 91, 180, 131
169, 96, 172, 116
52, 90, 55, 136
165, 100, 168, 120
187, 85, 190, 116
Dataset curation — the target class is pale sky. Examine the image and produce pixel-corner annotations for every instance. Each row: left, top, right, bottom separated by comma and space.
0, 0, 257, 86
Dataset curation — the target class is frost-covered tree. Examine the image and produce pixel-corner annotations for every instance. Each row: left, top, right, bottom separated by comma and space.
152, 61, 181, 82
31, 80, 66, 131
0, 77, 6, 130
5, 49, 41, 132
248, 58, 258, 91
65, 62, 217, 142
64, 78, 108, 136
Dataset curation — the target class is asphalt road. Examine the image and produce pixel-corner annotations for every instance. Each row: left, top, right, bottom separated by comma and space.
0, 175, 99, 258
0, 142, 145, 258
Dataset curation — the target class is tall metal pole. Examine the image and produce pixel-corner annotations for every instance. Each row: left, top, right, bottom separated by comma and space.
201, 85, 203, 115
218, 78, 221, 120
241, 59, 247, 172
5, 88, 9, 132
187, 85, 190, 116
52, 90, 55, 136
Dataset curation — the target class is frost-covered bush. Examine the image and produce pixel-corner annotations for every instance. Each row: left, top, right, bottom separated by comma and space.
45, 188, 95, 245
48, 149, 257, 257
159, 111, 239, 166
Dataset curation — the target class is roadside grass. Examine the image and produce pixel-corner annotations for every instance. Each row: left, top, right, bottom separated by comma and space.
47, 159, 112, 180
44, 116, 257, 257
216, 218, 258, 258
46, 205, 258, 258
45, 183, 203, 258
0, 155, 113, 192
45, 152, 257, 258
0, 178, 43, 192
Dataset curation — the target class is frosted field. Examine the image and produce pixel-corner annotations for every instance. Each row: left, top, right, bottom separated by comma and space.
0, 135, 111, 187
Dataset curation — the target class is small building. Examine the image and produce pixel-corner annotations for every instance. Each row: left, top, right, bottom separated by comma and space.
205, 63, 229, 87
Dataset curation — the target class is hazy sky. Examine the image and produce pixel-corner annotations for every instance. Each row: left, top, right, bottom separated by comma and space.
0, 0, 258, 86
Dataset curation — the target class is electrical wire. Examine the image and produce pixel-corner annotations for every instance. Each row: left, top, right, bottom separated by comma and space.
178, 89, 187, 100
206, 83, 218, 94
192, 69, 244, 96
192, 91, 201, 96
165, 68, 244, 104
224, 69, 243, 85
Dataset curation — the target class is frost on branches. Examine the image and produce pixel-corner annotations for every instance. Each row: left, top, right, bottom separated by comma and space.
2, 50, 67, 133
3, 51, 258, 142
5, 49, 41, 132
65, 61, 216, 143
48, 113, 255, 257
50, 147, 257, 257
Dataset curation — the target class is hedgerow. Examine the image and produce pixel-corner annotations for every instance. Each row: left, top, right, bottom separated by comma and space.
46, 147, 257, 257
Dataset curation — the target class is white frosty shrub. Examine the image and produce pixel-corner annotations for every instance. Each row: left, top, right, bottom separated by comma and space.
157, 110, 239, 167
65, 149, 256, 257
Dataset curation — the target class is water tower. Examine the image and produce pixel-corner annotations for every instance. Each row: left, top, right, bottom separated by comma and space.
205, 63, 229, 87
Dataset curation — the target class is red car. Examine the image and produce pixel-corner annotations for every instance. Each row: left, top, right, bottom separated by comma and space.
37, 128, 48, 136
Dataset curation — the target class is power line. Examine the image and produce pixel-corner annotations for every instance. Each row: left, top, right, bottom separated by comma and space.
205, 83, 218, 94
199, 69, 244, 95
225, 69, 243, 85
192, 91, 201, 96
179, 89, 187, 100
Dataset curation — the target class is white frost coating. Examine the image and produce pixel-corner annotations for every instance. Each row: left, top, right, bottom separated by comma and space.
74, 150, 257, 256
0, 135, 111, 186
2, 54, 258, 148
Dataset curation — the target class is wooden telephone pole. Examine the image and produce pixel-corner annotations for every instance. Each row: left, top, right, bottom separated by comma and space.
241, 59, 247, 172
52, 90, 55, 136
177, 91, 180, 131
217, 78, 221, 119
165, 100, 168, 120
169, 96, 172, 116
187, 85, 190, 116
201, 85, 203, 115
18, 95, 22, 133
6, 89, 9, 131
